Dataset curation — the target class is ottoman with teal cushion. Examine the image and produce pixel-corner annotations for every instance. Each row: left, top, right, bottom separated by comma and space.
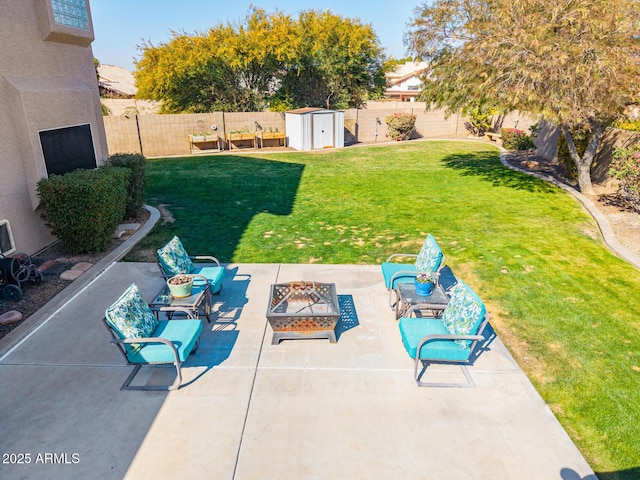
398, 279, 489, 388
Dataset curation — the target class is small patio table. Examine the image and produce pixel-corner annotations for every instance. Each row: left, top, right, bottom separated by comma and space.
394, 282, 449, 319
149, 283, 211, 323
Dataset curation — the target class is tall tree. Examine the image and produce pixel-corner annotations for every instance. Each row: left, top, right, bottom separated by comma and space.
135, 9, 295, 113
135, 8, 387, 113
406, 0, 640, 193
275, 10, 387, 110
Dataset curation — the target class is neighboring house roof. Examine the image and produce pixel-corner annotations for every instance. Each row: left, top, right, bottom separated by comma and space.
286, 107, 326, 114
97, 64, 137, 97
386, 61, 429, 87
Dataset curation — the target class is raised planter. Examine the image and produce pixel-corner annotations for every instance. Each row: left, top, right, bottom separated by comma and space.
224, 132, 256, 150
189, 134, 220, 154
257, 131, 286, 148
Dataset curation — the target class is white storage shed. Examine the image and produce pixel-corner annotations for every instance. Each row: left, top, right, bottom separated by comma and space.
285, 108, 344, 151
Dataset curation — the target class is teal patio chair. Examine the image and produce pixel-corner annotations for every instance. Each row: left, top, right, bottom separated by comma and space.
104, 283, 203, 391
157, 236, 225, 300
381, 234, 445, 307
398, 279, 489, 388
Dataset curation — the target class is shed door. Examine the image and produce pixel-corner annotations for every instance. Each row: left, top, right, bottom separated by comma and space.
312, 113, 334, 149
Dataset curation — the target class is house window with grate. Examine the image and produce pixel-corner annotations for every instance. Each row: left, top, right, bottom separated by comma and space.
39, 124, 97, 177
51, 0, 89, 31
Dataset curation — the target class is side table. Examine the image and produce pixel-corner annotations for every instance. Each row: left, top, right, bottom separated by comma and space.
394, 282, 449, 319
149, 283, 211, 323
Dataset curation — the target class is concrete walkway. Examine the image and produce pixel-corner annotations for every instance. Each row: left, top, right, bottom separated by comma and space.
0, 216, 596, 479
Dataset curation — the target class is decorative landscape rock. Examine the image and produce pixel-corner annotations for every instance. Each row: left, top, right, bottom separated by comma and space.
0, 310, 23, 326
71, 262, 93, 272
60, 269, 85, 281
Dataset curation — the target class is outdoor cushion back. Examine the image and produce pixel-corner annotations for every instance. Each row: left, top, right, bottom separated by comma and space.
415, 234, 443, 272
157, 236, 194, 276
105, 283, 159, 354
441, 280, 486, 348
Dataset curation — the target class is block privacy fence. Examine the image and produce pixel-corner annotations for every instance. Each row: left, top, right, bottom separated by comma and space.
102, 104, 534, 158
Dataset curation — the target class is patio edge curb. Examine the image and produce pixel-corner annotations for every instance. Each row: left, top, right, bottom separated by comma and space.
0, 205, 160, 357
500, 153, 640, 271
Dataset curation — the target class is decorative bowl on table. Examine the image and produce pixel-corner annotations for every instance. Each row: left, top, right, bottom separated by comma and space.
167, 274, 194, 298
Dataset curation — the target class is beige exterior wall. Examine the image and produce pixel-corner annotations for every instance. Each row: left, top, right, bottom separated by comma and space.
0, 0, 108, 255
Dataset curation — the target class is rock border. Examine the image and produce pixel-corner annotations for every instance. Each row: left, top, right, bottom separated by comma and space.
500, 152, 640, 270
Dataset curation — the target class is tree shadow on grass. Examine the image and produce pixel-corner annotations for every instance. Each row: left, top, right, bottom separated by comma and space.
562, 467, 640, 480
138, 154, 305, 262
440, 151, 559, 194
590, 468, 640, 480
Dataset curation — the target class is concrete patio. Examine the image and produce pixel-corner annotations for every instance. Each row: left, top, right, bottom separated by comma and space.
0, 253, 597, 479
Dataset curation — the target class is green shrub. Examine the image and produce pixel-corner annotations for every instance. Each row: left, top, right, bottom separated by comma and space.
612, 118, 640, 132
500, 128, 535, 150
556, 128, 589, 180
37, 167, 129, 254
463, 105, 499, 136
385, 113, 416, 140
105, 153, 146, 218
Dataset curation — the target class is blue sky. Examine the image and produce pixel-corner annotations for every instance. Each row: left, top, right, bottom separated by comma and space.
90, 0, 419, 70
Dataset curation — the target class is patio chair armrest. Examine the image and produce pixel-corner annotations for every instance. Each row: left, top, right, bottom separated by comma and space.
190, 255, 221, 267
189, 273, 213, 287
390, 270, 420, 285
385, 253, 418, 263
158, 306, 195, 318
111, 337, 180, 358
415, 334, 485, 360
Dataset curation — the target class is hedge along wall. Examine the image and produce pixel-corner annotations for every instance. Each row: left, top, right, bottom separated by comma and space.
102, 102, 537, 157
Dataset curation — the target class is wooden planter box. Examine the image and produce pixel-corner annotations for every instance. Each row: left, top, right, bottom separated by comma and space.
225, 133, 254, 141
224, 132, 256, 150
257, 131, 286, 148
260, 132, 285, 140
189, 134, 220, 154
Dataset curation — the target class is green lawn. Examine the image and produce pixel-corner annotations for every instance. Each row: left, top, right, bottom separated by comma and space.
130, 141, 640, 478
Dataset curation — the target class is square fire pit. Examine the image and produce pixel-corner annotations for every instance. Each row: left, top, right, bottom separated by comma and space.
267, 281, 340, 344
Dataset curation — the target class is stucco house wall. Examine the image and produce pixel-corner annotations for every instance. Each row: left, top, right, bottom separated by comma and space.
0, 0, 108, 255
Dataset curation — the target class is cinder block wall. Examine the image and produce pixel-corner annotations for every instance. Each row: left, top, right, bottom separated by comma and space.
102, 104, 634, 186
103, 104, 476, 157
104, 111, 288, 156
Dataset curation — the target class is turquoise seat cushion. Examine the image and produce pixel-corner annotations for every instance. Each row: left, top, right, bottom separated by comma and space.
441, 280, 486, 348
191, 265, 225, 294
381, 262, 417, 289
105, 283, 159, 354
398, 317, 472, 361
126, 319, 203, 364
415, 234, 443, 272
157, 236, 194, 276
